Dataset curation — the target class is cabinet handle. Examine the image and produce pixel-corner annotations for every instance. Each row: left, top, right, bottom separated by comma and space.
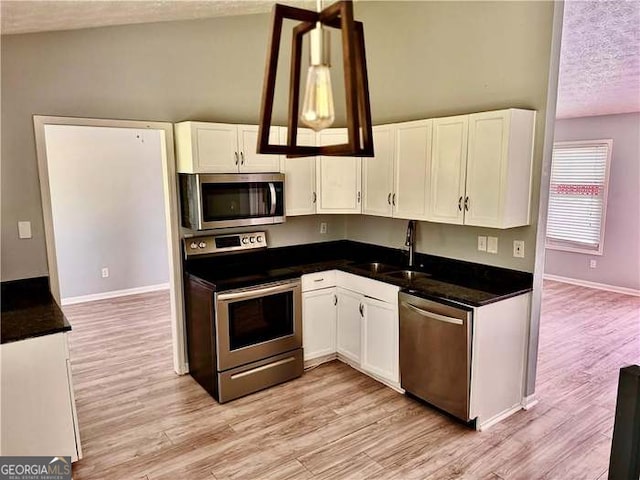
387, 193, 392, 205
357, 191, 361, 203
234, 152, 239, 165
313, 192, 317, 203
458, 196, 463, 211
333, 294, 338, 306
464, 196, 469, 211
359, 303, 364, 317
313, 278, 324, 282
392, 193, 396, 206
240, 151, 245, 165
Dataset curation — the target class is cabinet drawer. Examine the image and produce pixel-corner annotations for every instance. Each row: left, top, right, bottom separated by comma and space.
302, 271, 337, 291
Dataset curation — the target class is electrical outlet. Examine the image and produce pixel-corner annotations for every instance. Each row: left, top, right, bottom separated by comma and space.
320, 222, 327, 234
477, 236, 487, 251
590, 259, 597, 269
513, 240, 525, 258
18, 221, 32, 239
487, 236, 498, 254
101, 267, 109, 278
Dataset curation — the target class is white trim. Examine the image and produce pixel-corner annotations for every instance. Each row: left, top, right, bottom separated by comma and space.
33, 115, 188, 375
522, 394, 538, 410
544, 274, 640, 297
477, 404, 523, 432
61, 283, 170, 305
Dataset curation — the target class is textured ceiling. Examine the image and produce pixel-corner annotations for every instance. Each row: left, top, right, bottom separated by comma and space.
557, 0, 640, 119
0, 0, 314, 35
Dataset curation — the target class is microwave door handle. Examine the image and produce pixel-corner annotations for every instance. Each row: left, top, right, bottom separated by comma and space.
269, 182, 277, 215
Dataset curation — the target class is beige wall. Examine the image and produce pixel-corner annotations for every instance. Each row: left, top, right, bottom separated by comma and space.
347, 1, 555, 272
1, 1, 555, 280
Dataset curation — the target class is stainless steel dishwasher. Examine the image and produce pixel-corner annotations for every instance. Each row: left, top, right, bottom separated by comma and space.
399, 291, 473, 421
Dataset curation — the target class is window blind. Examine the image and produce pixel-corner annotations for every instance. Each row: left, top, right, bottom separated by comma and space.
546, 141, 611, 252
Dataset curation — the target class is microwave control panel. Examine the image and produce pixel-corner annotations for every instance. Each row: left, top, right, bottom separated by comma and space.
184, 231, 267, 257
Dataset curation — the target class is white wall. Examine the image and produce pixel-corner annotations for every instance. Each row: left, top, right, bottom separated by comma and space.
45, 124, 169, 299
545, 113, 640, 291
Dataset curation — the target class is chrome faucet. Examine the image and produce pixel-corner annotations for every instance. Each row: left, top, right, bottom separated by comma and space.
405, 220, 417, 268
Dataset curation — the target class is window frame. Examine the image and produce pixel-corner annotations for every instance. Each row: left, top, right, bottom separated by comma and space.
545, 139, 613, 256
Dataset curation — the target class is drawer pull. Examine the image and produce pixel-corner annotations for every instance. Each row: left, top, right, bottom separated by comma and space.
230, 357, 296, 380
313, 278, 325, 282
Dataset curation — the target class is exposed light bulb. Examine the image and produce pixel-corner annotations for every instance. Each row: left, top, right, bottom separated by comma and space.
300, 23, 335, 132
301, 65, 335, 132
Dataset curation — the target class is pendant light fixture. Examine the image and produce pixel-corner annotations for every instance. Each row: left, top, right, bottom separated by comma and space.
257, 0, 374, 158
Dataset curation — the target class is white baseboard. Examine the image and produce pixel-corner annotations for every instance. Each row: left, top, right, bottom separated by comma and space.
477, 404, 523, 431
522, 394, 538, 410
544, 274, 640, 297
61, 283, 170, 305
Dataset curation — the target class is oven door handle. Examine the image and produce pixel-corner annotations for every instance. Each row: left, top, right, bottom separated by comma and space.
217, 281, 297, 302
269, 182, 277, 215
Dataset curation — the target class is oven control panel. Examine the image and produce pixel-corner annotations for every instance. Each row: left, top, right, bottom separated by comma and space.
184, 231, 267, 257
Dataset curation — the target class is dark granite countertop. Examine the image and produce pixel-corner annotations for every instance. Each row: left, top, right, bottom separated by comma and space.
1, 277, 71, 345
184, 241, 533, 307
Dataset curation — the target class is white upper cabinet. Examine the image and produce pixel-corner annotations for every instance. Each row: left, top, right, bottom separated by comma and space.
393, 120, 432, 220
279, 128, 317, 216
465, 109, 535, 228
237, 125, 281, 173
316, 129, 362, 214
428, 115, 469, 225
362, 125, 395, 217
175, 121, 280, 174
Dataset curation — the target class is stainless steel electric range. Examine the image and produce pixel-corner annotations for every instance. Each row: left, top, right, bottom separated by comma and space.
182, 231, 303, 403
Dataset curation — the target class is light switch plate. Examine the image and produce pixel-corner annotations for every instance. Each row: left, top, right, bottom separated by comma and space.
319, 222, 328, 234
477, 236, 487, 252
18, 221, 32, 239
487, 236, 498, 254
513, 240, 525, 258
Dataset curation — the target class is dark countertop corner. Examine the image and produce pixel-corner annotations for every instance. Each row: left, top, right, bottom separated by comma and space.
1, 276, 71, 345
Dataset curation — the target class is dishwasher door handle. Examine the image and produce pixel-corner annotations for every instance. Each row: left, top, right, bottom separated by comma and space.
401, 302, 464, 325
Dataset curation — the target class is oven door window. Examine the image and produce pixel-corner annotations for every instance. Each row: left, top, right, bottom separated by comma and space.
201, 182, 284, 222
227, 291, 294, 350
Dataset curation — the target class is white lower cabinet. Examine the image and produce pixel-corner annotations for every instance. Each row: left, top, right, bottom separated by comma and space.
336, 287, 363, 365
361, 295, 399, 386
302, 271, 400, 390
0, 333, 82, 461
302, 287, 337, 361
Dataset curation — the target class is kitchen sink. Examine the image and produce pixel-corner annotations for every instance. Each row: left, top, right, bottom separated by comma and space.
350, 262, 399, 275
385, 270, 432, 282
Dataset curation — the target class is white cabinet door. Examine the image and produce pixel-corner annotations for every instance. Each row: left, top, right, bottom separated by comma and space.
316, 129, 362, 214
175, 122, 238, 173
238, 125, 281, 173
362, 125, 395, 217
361, 296, 399, 385
465, 109, 535, 228
336, 287, 362, 365
393, 120, 432, 220
465, 111, 508, 227
280, 128, 317, 216
428, 115, 468, 225
1, 333, 80, 461
302, 288, 337, 361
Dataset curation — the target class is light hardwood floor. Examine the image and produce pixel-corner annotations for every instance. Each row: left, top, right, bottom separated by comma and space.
64, 281, 640, 480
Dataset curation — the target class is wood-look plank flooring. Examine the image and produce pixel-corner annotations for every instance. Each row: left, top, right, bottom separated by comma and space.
64, 281, 640, 479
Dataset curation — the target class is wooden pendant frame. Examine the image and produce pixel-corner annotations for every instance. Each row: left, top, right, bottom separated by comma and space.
257, 1, 374, 158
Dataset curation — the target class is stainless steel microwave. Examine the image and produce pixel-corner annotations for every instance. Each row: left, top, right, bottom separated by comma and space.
179, 173, 285, 230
